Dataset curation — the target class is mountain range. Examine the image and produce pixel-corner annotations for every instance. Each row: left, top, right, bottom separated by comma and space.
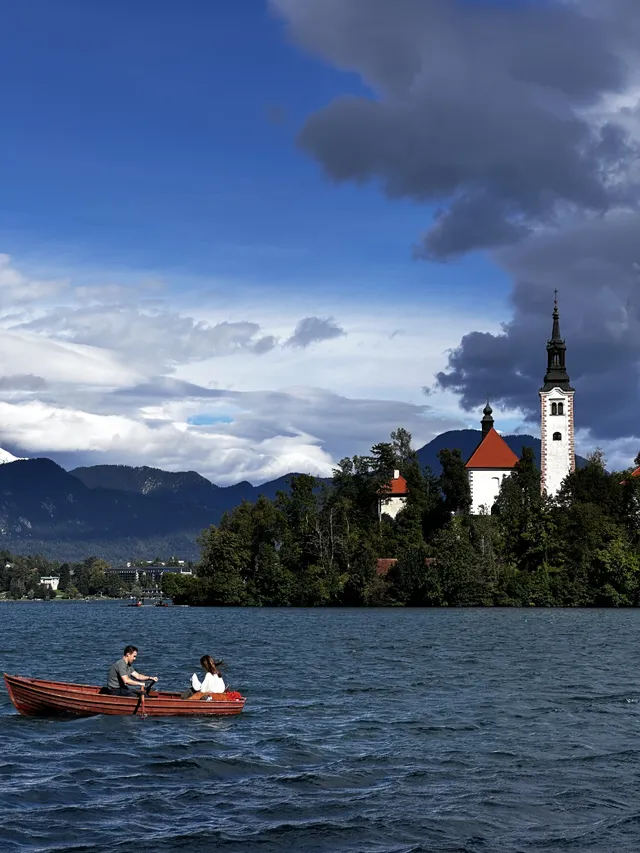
0, 431, 585, 563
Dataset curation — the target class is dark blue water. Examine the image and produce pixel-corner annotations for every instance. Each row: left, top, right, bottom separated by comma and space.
2, 605, 640, 852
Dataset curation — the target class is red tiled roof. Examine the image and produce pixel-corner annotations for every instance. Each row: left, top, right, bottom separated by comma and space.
632, 466, 640, 478
376, 557, 437, 576
465, 428, 519, 470
378, 474, 409, 496
376, 558, 397, 576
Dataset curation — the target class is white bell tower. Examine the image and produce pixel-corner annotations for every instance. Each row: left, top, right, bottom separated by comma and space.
540, 291, 575, 497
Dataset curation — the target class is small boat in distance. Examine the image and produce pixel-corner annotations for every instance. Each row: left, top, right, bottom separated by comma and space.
3, 674, 246, 718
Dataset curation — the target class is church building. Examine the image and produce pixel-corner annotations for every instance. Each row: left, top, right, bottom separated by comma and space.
539, 293, 575, 496
466, 294, 577, 513
465, 402, 519, 514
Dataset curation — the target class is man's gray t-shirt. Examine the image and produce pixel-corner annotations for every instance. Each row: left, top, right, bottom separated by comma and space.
107, 657, 133, 689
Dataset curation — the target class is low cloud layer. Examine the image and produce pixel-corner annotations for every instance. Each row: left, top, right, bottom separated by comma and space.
0, 255, 471, 483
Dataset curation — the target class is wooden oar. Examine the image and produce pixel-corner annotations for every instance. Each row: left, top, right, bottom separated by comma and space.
133, 687, 146, 717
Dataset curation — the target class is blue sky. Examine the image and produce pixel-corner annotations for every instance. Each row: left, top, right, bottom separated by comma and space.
0, 0, 508, 308
0, 0, 638, 481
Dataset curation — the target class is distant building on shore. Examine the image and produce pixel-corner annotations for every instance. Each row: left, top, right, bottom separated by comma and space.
378, 470, 409, 520
106, 563, 192, 584
39, 576, 60, 591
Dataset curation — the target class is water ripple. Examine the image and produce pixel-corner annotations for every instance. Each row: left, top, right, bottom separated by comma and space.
3, 605, 640, 851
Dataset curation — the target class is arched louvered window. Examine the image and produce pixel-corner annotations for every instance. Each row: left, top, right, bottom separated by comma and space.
551, 402, 557, 415
557, 402, 564, 415
553, 432, 562, 441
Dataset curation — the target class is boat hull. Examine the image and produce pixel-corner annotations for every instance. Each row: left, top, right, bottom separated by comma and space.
3, 674, 245, 718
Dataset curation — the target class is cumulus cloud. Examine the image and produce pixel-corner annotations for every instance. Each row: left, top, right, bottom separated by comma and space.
15, 307, 277, 372
285, 316, 345, 348
272, 0, 640, 258
0, 254, 480, 482
270, 0, 640, 461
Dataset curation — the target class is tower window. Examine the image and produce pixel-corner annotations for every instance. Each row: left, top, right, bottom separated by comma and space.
557, 402, 564, 415
551, 402, 557, 415
553, 432, 562, 441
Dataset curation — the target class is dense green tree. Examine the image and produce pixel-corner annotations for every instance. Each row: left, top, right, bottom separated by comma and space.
387, 546, 442, 606
558, 450, 622, 521
494, 447, 555, 575
433, 518, 488, 606
340, 540, 377, 606
197, 527, 249, 605
58, 563, 71, 592
438, 449, 471, 515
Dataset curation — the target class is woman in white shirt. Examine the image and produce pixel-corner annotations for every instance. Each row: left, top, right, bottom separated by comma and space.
190, 655, 226, 694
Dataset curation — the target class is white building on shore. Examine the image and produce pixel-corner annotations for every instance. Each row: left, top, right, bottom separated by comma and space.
378, 470, 409, 520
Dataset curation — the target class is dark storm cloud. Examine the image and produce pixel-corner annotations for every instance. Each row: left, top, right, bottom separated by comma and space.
436, 211, 640, 441
273, 0, 640, 446
285, 316, 345, 348
272, 0, 637, 258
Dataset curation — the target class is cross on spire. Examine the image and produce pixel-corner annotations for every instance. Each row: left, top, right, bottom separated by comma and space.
541, 291, 573, 391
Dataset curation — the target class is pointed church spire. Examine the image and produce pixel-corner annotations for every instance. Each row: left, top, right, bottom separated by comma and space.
551, 289, 562, 342
541, 291, 573, 392
481, 400, 494, 439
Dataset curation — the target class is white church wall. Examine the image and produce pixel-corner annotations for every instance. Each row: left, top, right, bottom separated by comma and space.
468, 468, 512, 515
540, 388, 575, 497
379, 495, 407, 520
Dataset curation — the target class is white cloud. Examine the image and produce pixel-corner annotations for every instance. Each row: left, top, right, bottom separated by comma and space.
0, 329, 142, 387
0, 253, 68, 306
0, 253, 499, 482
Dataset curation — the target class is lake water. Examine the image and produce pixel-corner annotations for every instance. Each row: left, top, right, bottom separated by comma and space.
2, 604, 640, 853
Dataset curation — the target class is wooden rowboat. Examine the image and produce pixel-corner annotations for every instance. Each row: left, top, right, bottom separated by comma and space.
3, 674, 246, 718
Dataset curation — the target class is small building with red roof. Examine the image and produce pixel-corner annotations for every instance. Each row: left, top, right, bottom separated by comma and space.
632, 466, 640, 479
466, 403, 519, 514
378, 470, 409, 520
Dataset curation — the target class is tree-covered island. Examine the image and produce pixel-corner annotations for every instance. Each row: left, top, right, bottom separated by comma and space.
161, 429, 640, 608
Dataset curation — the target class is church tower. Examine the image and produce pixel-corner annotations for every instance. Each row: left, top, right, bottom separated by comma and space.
540, 292, 575, 496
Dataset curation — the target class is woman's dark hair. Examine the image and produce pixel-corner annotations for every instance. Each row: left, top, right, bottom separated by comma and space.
124, 645, 138, 656
200, 654, 224, 675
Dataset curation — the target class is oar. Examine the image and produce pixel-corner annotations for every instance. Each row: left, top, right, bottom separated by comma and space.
133, 687, 146, 717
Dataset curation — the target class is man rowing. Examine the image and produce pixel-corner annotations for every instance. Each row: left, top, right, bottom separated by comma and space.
105, 645, 158, 696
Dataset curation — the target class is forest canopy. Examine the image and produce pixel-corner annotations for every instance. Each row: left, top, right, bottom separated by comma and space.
162, 430, 640, 608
